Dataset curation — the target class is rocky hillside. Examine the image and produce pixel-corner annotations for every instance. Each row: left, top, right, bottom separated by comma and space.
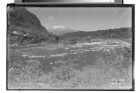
8, 7, 58, 45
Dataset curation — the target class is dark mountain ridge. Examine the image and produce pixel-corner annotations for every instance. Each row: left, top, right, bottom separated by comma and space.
59, 27, 132, 44
60, 27, 132, 39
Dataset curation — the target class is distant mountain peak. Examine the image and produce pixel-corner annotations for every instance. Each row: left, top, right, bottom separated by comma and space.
49, 25, 76, 35
52, 25, 66, 29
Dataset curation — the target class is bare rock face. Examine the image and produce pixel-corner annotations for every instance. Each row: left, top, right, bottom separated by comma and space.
7, 7, 58, 45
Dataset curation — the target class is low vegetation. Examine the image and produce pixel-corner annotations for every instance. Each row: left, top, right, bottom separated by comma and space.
8, 39, 132, 89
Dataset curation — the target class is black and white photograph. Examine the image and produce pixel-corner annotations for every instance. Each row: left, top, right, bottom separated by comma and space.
7, 6, 134, 90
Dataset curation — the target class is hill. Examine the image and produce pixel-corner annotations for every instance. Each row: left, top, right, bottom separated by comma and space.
8, 7, 58, 45
59, 27, 132, 44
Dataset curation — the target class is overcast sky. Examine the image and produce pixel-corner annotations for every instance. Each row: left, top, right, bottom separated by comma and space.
27, 7, 132, 31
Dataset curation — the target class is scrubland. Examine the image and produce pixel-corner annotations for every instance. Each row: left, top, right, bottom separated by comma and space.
8, 39, 133, 89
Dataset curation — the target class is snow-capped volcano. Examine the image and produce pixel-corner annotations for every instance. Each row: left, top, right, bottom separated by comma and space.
49, 25, 76, 35
52, 25, 66, 29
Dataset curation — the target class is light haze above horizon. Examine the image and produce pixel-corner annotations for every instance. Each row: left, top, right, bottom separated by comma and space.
27, 7, 132, 31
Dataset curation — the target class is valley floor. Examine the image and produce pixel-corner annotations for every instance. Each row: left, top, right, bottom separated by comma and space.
7, 39, 133, 89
